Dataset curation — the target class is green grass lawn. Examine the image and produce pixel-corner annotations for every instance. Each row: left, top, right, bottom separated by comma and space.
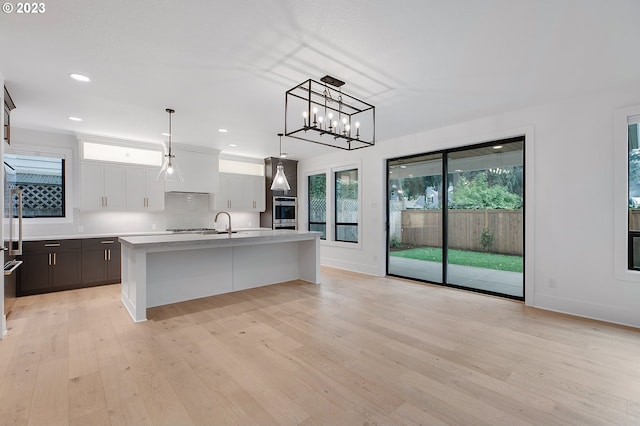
390, 246, 523, 273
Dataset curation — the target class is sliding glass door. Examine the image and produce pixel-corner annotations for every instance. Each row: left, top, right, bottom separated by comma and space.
387, 138, 524, 299
388, 153, 443, 283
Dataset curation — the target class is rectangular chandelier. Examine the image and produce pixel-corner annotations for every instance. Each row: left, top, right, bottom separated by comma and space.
284, 75, 375, 150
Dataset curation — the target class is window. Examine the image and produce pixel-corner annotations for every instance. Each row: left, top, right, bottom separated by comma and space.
335, 168, 358, 243
308, 173, 326, 239
82, 141, 162, 166
628, 118, 640, 269
5, 154, 65, 218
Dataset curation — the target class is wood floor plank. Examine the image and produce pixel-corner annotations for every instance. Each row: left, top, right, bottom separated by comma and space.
0, 268, 639, 425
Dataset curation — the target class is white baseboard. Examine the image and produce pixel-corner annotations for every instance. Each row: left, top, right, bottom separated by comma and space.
533, 293, 639, 329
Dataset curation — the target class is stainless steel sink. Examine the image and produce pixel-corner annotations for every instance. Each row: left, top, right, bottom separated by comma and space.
198, 230, 237, 235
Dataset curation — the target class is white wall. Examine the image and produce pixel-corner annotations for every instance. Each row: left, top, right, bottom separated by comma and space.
298, 84, 640, 328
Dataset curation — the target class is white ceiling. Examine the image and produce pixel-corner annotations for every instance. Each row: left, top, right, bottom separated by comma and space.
2, 0, 640, 160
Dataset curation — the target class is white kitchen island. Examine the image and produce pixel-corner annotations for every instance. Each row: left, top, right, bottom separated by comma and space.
118, 230, 321, 322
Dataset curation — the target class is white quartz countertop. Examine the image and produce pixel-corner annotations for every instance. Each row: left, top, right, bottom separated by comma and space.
119, 229, 321, 249
21, 228, 272, 241
22, 231, 172, 241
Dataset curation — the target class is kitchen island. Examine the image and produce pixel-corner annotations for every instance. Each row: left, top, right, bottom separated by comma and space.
118, 230, 321, 322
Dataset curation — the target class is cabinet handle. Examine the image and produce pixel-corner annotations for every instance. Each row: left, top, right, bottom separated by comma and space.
105, 196, 108, 207
44, 243, 60, 247
108, 249, 111, 261
48, 253, 51, 266
104, 249, 107, 261
101, 240, 114, 244
53, 252, 56, 266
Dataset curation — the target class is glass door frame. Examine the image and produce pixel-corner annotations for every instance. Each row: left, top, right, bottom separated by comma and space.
385, 136, 526, 301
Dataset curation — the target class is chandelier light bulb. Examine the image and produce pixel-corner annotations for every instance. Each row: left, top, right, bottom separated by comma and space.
312, 107, 318, 126
302, 111, 308, 127
167, 164, 174, 174
355, 121, 360, 128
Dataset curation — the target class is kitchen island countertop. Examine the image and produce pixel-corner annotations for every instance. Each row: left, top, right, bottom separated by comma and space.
119, 229, 319, 249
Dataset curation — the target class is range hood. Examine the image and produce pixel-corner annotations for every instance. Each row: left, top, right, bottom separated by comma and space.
163, 145, 220, 194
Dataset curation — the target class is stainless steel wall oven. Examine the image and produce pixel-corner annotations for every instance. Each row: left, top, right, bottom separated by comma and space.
273, 196, 297, 229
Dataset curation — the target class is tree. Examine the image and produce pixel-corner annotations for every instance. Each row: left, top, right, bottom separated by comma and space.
449, 173, 522, 209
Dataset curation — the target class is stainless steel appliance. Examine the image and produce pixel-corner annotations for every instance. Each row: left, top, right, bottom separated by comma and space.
3, 162, 23, 319
273, 196, 297, 230
4, 162, 23, 256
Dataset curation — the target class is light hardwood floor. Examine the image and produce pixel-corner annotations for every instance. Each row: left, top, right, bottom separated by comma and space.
1, 267, 639, 425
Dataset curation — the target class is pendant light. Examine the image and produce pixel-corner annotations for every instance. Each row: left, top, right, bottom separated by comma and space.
157, 108, 184, 183
270, 133, 291, 191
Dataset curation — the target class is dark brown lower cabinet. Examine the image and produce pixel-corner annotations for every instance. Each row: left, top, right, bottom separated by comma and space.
81, 238, 121, 286
19, 239, 82, 295
18, 237, 122, 296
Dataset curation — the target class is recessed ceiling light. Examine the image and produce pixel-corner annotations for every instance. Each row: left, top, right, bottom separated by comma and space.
228, 143, 237, 147
70, 73, 91, 82
68, 116, 83, 122
493, 145, 503, 149
218, 129, 228, 133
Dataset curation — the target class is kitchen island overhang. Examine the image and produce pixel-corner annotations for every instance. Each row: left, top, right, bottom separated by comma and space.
118, 230, 321, 322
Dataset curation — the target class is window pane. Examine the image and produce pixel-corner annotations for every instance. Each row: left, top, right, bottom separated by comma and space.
629, 123, 640, 232
447, 141, 524, 298
310, 223, 326, 239
5, 154, 65, 218
308, 173, 326, 240
387, 153, 443, 283
336, 224, 358, 243
335, 169, 358, 243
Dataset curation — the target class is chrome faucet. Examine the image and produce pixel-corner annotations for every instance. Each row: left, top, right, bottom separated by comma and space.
214, 211, 232, 236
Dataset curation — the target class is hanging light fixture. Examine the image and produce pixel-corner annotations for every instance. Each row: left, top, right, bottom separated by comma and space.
157, 108, 184, 183
284, 75, 375, 150
270, 133, 291, 191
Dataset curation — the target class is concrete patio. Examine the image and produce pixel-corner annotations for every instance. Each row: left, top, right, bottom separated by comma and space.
388, 256, 523, 297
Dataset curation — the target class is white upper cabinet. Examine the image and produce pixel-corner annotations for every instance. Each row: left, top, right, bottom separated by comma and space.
125, 167, 165, 210
212, 173, 265, 212
80, 162, 125, 210
81, 162, 163, 211
164, 146, 219, 194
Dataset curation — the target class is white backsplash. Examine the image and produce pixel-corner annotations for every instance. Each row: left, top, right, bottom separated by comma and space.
18, 192, 261, 238
164, 192, 213, 229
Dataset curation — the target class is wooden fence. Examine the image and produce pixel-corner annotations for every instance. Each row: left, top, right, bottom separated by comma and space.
399, 209, 523, 256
